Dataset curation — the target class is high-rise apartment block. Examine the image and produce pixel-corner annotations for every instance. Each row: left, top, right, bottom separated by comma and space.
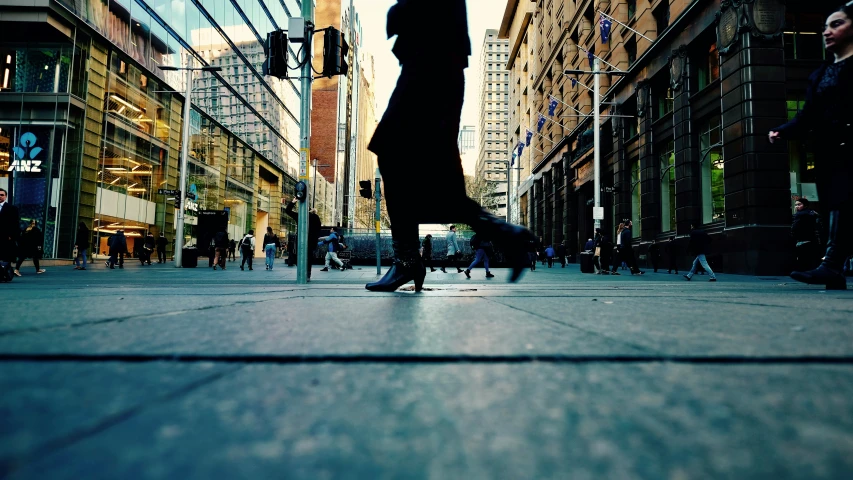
476, 29, 510, 217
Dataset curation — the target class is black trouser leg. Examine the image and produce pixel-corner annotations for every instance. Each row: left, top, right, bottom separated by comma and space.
652, 259, 659, 272
823, 209, 850, 271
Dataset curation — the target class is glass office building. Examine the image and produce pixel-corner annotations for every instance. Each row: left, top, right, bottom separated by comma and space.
0, 0, 300, 258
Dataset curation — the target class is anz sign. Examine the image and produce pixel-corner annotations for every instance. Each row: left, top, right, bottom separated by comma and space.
8, 132, 43, 173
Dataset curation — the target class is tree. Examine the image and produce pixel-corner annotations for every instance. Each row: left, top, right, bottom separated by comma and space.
444, 176, 500, 231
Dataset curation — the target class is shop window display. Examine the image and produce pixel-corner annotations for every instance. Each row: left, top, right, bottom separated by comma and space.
699, 116, 725, 224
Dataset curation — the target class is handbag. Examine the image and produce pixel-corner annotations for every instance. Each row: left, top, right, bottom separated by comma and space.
594, 247, 601, 256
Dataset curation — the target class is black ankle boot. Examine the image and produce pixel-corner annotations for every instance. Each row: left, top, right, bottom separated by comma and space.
791, 264, 847, 290
472, 209, 535, 282
366, 256, 426, 292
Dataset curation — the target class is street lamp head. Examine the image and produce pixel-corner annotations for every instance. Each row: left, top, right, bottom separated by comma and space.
564, 69, 586, 75
201, 66, 223, 72
158, 66, 179, 71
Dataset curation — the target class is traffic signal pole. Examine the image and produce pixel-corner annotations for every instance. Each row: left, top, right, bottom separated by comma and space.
296, 1, 313, 285
375, 168, 381, 275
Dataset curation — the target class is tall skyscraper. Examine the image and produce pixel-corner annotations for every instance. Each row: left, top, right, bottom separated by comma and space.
476, 29, 509, 217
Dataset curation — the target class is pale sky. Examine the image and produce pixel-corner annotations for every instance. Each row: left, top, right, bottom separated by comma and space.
353, 0, 505, 174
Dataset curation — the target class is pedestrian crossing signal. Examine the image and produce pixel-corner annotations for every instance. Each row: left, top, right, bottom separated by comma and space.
263, 30, 288, 79
322, 28, 349, 77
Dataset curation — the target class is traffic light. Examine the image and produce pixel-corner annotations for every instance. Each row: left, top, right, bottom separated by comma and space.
322, 28, 349, 77
359, 180, 372, 199
262, 30, 288, 79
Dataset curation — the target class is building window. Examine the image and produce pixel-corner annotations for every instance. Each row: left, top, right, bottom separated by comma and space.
631, 158, 642, 234
657, 86, 673, 119
627, 0, 636, 20
653, 1, 670, 34
696, 42, 720, 90
786, 93, 818, 201
659, 139, 676, 231
783, 13, 825, 60
699, 116, 724, 224
626, 40, 637, 66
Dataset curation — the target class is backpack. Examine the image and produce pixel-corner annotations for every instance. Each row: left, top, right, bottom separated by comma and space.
240, 236, 253, 253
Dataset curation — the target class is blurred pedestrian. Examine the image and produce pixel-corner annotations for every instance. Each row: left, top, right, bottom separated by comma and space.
592, 228, 603, 273
107, 229, 127, 269
538, 236, 547, 266
284, 198, 321, 281
683, 224, 717, 282
212, 229, 228, 270
791, 198, 822, 272
440, 225, 464, 273
0, 188, 20, 269
319, 226, 344, 272
263, 226, 281, 270
584, 238, 594, 251
157, 232, 168, 263
422, 234, 436, 272
648, 239, 661, 273
598, 234, 613, 275
557, 240, 567, 268
140, 231, 155, 266
665, 237, 679, 274
228, 238, 237, 262
74, 221, 89, 270
239, 230, 255, 271
545, 244, 555, 268
768, 4, 852, 290
464, 232, 494, 278
622, 221, 643, 275
611, 223, 625, 275
364, 0, 533, 292
14, 219, 45, 276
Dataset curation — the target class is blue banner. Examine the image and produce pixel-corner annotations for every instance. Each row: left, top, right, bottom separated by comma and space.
525, 129, 533, 146
548, 96, 558, 116
600, 16, 612, 43
537, 114, 546, 132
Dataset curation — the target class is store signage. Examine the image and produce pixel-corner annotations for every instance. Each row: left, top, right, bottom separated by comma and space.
7, 160, 42, 173
158, 189, 180, 196
7, 132, 42, 172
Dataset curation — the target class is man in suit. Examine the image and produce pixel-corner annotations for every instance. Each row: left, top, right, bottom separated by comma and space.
621, 221, 644, 275
0, 188, 21, 264
284, 197, 321, 281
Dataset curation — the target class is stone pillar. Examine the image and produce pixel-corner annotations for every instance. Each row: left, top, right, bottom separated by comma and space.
673, 57, 700, 237
720, 34, 790, 274
637, 84, 658, 241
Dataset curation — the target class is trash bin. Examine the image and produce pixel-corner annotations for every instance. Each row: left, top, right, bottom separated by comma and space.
579, 251, 595, 273
181, 247, 198, 268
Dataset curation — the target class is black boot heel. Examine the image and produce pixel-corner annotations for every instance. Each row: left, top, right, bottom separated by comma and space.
366, 258, 425, 292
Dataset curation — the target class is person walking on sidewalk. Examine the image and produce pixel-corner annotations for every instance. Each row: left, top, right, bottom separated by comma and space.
319, 227, 345, 272
440, 225, 464, 273
592, 228, 604, 273
263, 226, 281, 270
156, 233, 168, 263
107, 229, 127, 269
421, 234, 436, 272
791, 197, 822, 272
683, 224, 717, 282
228, 238, 237, 262
74, 221, 89, 270
665, 237, 679, 274
545, 244, 555, 268
557, 240, 567, 268
611, 223, 625, 275
648, 239, 662, 273
239, 230, 255, 271
0, 188, 20, 272
464, 232, 494, 278
363, 0, 534, 292
212, 229, 228, 270
598, 234, 613, 275
622, 221, 644, 275
284, 198, 321, 281
14, 219, 46, 276
140, 232, 155, 266
768, 4, 852, 290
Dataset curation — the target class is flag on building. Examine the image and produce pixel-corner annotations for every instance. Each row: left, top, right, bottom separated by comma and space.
571, 78, 577, 88
548, 96, 558, 116
537, 113, 547, 132
587, 49, 595, 68
511, 151, 517, 166
525, 129, 533, 146
600, 15, 612, 43
516, 141, 525, 158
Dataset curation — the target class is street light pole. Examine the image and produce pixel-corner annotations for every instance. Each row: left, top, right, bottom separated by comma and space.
158, 64, 222, 267
593, 58, 601, 231
296, 0, 314, 285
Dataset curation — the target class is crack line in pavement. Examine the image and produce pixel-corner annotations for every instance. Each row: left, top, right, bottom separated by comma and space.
0, 364, 243, 476
0, 296, 306, 337
482, 297, 660, 354
1, 353, 853, 364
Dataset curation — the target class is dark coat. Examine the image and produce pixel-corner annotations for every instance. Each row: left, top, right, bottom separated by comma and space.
19, 226, 44, 259
772, 59, 853, 209
791, 209, 821, 244
0, 202, 19, 262
108, 232, 128, 256
157, 235, 168, 250
368, 0, 472, 223
284, 202, 321, 254
143, 234, 155, 251
422, 236, 433, 256
75, 225, 90, 250
648, 243, 661, 259
263, 233, 281, 249
688, 229, 712, 256
214, 231, 229, 249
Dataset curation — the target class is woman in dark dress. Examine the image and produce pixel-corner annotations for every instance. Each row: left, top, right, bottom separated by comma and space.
769, 4, 853, 290
14, 219, 45, 276
365, 0, 534, 292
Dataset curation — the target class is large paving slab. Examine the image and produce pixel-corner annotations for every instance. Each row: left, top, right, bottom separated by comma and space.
3, 361, 852, 480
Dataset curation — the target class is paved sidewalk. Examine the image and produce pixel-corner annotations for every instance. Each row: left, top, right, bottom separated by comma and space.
1, 261, 852, 479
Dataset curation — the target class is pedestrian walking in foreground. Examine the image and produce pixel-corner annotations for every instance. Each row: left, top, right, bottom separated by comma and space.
665, 237, 679, 274
263, 226, 281, 270
769, 4, 852, 290
212, 229, 228, 270
791, 198, 823, 272
363, 0, 534, 292
140, 232, 155, 266
319, 226, 345, 272
440, 225, 464, 274
107, 229, 127, 269
156, 233, 168, 263
239, 230, 255, 271
648, 239, 662, 273
611, 223, 625, 275
421, 234, 436, 272
228, 238, 237, 262
464, 232, 494, 278
74, 221, 89, 270
597, 234, 613, 275
14, 219, 45, 276
683, 224, 717, 282
592, 228, 604, 273
557, 240, 567, 268
621, 221, 644, 275
0, 188, 20, 276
